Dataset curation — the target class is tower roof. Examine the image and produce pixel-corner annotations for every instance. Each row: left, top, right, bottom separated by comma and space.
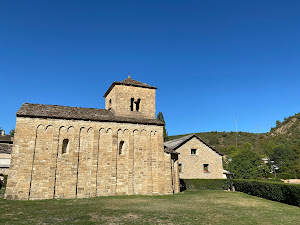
103, 76, 157, 97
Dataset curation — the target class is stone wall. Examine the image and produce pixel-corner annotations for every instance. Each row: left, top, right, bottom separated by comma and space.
0, 146, 12, 176
168, 153, 180, 193
0, 167, 9, 175
6, 117, 177, 200
0, 153, 10, 165
176, 137, 223, 179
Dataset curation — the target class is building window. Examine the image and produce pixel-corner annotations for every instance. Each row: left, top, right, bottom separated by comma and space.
119, 141, 125, 155
135, 98, 141, 111
191, 149, 197, 155
131, 98, 141, 112
108, 99, 112, 110
178, 163, 182, 173
62, 139, 69, 154
203, 164, 209, 173
130, 98, 134, 111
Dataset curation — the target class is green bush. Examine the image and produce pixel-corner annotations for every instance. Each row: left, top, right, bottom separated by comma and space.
182, 179, 230, 190
260, 177, 284, 183
234, 179, 300, 207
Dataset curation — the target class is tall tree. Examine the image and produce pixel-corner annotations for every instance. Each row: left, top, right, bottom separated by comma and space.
230, 145, 266, 179
269, 147, 298, 173
9, 129, 15, 135
276, 120, 281, 127
156, 112, 169, 142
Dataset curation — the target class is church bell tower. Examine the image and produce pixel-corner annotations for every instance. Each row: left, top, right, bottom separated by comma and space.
104, 76, 157, 119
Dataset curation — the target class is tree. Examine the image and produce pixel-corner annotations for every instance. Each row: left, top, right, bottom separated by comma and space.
269, 147, 298, 173
291, 143, 300, 174
276, 120, 281, 127
9, 129, 15, 135
227, 145, 239, 154
208, 135, 219, 145
156, 112, 169, 142
266, 141, 277, 156
243, 142, 253, 151
230, 146, 265, 179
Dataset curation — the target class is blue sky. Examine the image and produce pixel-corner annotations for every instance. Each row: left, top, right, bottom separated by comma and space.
1, 0, 300, 135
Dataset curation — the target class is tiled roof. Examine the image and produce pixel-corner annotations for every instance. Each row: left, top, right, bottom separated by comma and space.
104, 76, 157, 97
164, 134, 194, 150
17, 103, 164, 126
0, 144, 12, 154
164, 146, 179, 154
0, 135, 13, 144
164, 134, 223, 156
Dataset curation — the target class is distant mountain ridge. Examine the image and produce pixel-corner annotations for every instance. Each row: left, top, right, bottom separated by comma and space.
270, 112, 300, 136
169, 112, 300, 156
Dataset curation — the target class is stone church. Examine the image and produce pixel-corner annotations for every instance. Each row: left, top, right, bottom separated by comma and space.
5, 76, 180, 200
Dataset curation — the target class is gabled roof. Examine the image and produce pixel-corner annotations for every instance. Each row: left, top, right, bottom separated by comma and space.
17, 103, 164, 126
164, 146, 179, 154
164, 134, 223, 156
104, 76, 157, 97
0, 135, 13, 144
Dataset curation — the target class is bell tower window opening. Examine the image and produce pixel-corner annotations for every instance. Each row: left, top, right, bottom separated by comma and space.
135, 98, 141, 112
119, 141, 125, 155
130, 98, 134, 111
108, 99, 112, 110
62, 139, 69, 154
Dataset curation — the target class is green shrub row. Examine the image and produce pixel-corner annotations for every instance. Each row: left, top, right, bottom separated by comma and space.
181, 179, 230, 190
234, 179, 300, 207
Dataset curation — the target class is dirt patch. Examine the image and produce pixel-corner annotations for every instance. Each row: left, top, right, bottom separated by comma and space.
89, 213, 100, 221
122, 213, 140, 220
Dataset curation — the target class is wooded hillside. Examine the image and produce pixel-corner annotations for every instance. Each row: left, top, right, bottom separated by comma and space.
169, 112, 300, 156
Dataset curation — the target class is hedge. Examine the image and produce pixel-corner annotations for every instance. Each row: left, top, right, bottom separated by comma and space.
234, 179, 300, 207
181, 179, 230, 191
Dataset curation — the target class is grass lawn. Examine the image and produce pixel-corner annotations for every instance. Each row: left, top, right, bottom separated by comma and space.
0, 188, 299, 224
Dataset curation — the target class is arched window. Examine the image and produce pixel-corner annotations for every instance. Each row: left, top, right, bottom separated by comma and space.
62, 139, 69, 154
119, 141, 125, 155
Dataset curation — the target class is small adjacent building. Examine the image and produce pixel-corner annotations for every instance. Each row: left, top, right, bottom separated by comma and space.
0, 131, 13, 175
164, 134, 224, 179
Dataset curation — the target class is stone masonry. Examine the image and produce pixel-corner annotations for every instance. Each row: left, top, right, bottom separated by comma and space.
6, 76, 180, 200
